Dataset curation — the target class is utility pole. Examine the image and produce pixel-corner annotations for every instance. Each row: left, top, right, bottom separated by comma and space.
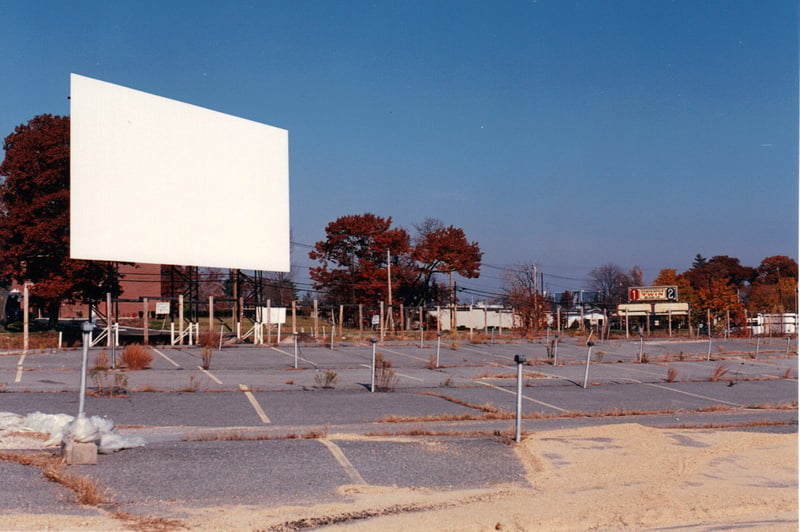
533, 265, 538, 333
387, 249, 394, 331
387, 249, 393, 307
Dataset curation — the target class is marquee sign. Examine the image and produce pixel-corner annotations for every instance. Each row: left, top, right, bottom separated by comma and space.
628, 286, 678, 302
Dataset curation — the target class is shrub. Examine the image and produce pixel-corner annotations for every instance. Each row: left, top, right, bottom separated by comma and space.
710, 362, 730, 382
374, 353, 399, 392
314, 369, 339, 389
666, 367, 679, 383
93, 351, 110, 371
121, 344, 153, 370
198, 330, 221, 348
200, 347, 213, 370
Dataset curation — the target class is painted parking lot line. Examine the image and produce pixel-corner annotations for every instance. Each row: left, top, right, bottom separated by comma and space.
356, 363, 423, 382
622, 378, 743, 407
238, 384, 271, 424
380, 347, 431, 363
197, 366, 223, 384
477, 380, 569, 413
319, 438, 366, 485
394, 372, 424, 382
150, 347, 181, 368
14, 353, 25, 383
270, 346, 317, 368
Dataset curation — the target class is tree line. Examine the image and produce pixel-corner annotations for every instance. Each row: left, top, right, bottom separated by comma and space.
0, 114, 795, 331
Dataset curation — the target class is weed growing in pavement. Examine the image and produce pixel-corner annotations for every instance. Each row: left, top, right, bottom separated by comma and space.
439, 376, 454, 387
374, 353, 399, 392
93, 351, 110, 371
197, 330, 221, 348
180, 374, 207, 392
640, 353, 649, 363
710, 363, 730, 382
120, 344, 152, 370
314, 369, 339, 389
666, 367, 679, 383
88, 351, 127, 396
200, 346, 213, 370
185, 426, 329, 442
0, 451, 107, 506
88, 367, 128, 397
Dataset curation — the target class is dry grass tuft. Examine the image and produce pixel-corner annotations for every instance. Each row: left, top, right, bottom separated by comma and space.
374, 353, 398, 392
121, 344, 153, 370
93, 351, 110, 371
197, 330, 221, 348
112, 511, 185, 531
666, 367, 679, 383
710, 362, 730, 382
314, 369, 339, 389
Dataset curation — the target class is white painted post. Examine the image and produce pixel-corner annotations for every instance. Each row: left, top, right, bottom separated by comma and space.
583, 342, 595, 389
419, 306, 424, 348
106, 293, 113, 348
293, 332, 299, 369
178, 295, 184, 345
23, 284, 29, 353
514, 354, 525, 442
553, 334, 559, 366
370, 338, 377, 393
78, 321, 93, 416
266, 299, 272, 346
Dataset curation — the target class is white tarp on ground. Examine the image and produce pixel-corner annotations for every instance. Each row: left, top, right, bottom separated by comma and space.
0, 411, 145, 453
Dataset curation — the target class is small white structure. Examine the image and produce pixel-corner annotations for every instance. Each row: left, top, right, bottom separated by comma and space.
746, 313, 796, 335
433, 307, 518, 331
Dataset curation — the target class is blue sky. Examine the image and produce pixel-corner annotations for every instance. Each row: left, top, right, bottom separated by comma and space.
1, 1, 797, 299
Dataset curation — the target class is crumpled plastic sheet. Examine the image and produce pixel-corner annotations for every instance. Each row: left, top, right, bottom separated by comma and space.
0, 411, 145, 454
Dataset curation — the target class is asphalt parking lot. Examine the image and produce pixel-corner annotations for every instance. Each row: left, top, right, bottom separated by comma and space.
0, 335, 796, 520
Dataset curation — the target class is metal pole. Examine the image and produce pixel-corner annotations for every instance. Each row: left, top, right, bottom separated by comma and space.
436, 332, 441, 368
755, 335, 760, 359
583, 342, 595, 389
638, 332, 643, 363
553, 334, 559, 366
370, 338, 377, 392
79, 321, 93, 416
293, 332, 299, 369
514, 354, 526, 442
419, 306, 424, 349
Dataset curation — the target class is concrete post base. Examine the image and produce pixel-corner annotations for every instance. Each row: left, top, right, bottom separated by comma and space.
62, 441, 98, 465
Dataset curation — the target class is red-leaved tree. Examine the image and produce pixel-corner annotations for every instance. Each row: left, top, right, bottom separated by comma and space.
309, 213, 410, 305
0, 114, 121, 327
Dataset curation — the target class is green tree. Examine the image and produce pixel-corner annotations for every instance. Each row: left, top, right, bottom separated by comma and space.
0, 114, 121, 327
